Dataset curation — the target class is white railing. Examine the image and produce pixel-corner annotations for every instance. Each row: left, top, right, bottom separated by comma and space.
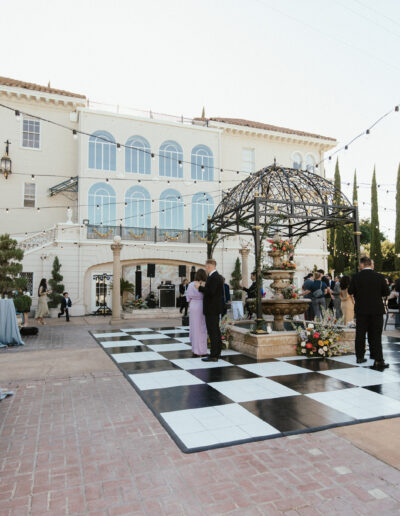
18, 227, 56, 252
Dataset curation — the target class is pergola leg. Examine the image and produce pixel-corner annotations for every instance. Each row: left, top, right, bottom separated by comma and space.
207, 218, 212, 259
254, 197, 265, 333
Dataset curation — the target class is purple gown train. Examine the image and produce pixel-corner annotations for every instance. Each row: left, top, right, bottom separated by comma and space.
186, 282, 208, 356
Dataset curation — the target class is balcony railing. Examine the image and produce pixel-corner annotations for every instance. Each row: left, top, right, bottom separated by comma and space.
87, 225, 208, 244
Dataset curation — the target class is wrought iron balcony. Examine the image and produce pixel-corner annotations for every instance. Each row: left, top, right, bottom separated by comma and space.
86, 225, 208, 244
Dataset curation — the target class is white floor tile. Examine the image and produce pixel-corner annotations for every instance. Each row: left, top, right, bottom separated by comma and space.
93, 332, 128, 338
239, 361, 310, 377
330, 355, 374, 366
170, 358, 233, 370
321, 367, 400, 386
132, 333, 170, 340
307, 387, 400, 419
277, 355, 320, 361
220, 349, 241, 356
173, 337, 192, 343
209, 377, 300, 402
112, 351, 165, 363
100, 340, 139, 348
178, 430, 221, 449
129, 370, 203, 390
146, 343, 191, 352
123, 328, 153, 332
215, 404, 280, 436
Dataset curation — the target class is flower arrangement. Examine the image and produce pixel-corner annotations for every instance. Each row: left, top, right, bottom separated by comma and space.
294, 311, 347, 358
128, 298, 148, 310
219, 315, 232, 349
281, 260, 296, 270
267, 238, 295, 254
281, 285, 301, 300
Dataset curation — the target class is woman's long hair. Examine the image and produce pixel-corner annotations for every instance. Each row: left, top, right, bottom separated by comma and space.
38, 278, 47, 296
340, 275, 350, 290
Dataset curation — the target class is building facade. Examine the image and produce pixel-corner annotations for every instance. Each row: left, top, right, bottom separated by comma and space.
0, 77, 336, 315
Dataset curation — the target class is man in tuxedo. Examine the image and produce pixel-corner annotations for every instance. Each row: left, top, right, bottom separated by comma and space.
348, 256, 389, 370
197, 259, 224, 362
58, 292, 72, 322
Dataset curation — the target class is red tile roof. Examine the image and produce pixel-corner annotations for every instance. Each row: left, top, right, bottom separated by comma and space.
195, 117, 336, 142
0, 76, 86, 99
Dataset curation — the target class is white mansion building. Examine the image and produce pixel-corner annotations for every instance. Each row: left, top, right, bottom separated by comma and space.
0, 77, 337, 316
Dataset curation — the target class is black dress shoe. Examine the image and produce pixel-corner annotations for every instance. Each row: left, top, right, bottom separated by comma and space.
201, 356, 218, 362
370, 361, 389, 371
356, 358, 367, 364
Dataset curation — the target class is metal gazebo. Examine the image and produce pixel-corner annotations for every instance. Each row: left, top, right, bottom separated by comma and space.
207, 164, 360, 330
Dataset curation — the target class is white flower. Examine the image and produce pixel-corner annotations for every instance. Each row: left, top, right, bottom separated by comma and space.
301, 341, 306, 347
309, 324, 314, 329
323, 346, 328, 351
318, 348, 324, 355
301, 349, 306, 353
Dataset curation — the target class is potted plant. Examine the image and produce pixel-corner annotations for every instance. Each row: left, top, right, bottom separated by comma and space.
48, 256, 65, 317
120, 278, 135, 306
13, 294, 32, 326
230, 257, 244, 319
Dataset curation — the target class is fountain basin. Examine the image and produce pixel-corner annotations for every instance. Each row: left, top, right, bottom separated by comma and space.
262, 269, 294, 280
248, 298, 311, 331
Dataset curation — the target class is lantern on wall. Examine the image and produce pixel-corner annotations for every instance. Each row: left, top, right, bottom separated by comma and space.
1, 140, 12, 179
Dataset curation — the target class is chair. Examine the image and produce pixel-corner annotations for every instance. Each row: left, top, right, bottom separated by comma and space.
384, 297, 399, 330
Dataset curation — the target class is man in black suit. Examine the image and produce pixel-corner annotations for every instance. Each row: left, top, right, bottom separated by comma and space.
58, 292, 72, 322
242, 272, 257, 319
348, 256, 389, 370
196, 258, 224, 362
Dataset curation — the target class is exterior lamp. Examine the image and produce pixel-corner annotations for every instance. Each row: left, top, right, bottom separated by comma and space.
1, 140, 12, 179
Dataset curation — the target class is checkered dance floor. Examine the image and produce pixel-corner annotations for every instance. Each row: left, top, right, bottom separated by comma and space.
90, 327, 400, 453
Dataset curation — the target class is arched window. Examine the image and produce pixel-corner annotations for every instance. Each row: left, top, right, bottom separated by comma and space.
159, 140, 183, 178
292, 152, 302, 170
125, 186, 151, 228
191, 144, 214, 181
125, 135, 151, 174
305, 154, 316, 172
88, 183, 116, 225
192, 192, 214, 232
159, 189, 183, 229
88, 130, 116, 171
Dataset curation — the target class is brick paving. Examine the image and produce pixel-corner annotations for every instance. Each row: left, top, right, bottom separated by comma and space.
1, 318, 400, 515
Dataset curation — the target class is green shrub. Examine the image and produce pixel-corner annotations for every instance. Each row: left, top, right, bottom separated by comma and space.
13, 295, 32, 313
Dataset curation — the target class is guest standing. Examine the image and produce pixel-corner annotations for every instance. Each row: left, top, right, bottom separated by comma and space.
339, 275, 354, 325
58, 292, 72, 322
309, 271, 327, 320
302, 273, 314, 320
197, 259, 224, 362
186, 270, 208, 357
179, 278, 188, 317
35, 278, 50, 325
349, 256, 389, 370
332, 276, 342, 319
221, 277, 231, 318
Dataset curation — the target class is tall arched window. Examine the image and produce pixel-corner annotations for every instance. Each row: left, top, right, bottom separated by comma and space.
305, 154, 316, 172
191, 144, 214, 181
88, 183, 116, 225
159, 140, 183, 178
88, 130, 116, 171
125, 135, 151, 174
192, 192, 214, 231
292, 152, 302, 170
125, 186, 151, 228
159, 189, 183, 229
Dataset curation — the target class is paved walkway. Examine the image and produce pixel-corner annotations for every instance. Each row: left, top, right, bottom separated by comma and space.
1, 317, 400, 515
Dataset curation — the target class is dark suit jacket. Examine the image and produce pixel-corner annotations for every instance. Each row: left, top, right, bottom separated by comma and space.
243, 281, 257, 299
199, 271, 224, 315
348, 269, 389, 315
60, 297, 72, 309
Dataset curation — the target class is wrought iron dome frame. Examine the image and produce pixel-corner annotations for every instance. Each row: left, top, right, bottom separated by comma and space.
206, 164, 361, 329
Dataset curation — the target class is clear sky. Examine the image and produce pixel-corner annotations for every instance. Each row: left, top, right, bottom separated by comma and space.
1, 0, 400, 238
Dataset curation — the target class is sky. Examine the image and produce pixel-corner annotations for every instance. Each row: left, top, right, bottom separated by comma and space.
1, 0, 400, 238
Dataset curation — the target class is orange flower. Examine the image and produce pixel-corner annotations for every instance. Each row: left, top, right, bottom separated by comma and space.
318, 340, 323, 346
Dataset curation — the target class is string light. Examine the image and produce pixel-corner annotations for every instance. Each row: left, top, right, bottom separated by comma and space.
31, 174, 35, 180
15, 110, 21, 121
117, 143, 121, 151
72, 130, 78, 140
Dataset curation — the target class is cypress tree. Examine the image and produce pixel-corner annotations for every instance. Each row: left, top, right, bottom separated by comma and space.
332, 159, 346, 273
395, 164, 400, 270
370, 167, 383, 270
48, 256, 65, 309
352, 169, 358, 204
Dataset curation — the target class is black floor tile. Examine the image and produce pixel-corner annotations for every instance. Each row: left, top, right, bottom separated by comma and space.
119, 360, 181, 374
285, 358, 356, 371
134, 338, 182, 345
158, 350, 196, 359
141, 383, 233, 412
163, 333, 190, 338
241, 396, 355, 433
125, 330, 161, 335
96, 335, 135, 342
364, 382, 400, 401
94, 329, 127, 333
269, 372, 356, 394
382, 343, 400, 352
152, 327, 179, 330
382, 336, 400, 343
189, 366, 260, 383
221, 355, 275, 366
106, 345, 150, 354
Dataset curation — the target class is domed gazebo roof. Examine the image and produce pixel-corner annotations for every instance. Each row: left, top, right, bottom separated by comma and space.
209, 164, 356, 241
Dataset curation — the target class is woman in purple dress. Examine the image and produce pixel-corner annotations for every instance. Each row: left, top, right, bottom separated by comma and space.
186, 269, 208, 357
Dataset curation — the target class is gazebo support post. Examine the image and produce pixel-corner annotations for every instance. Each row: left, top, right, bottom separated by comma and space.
253, 195, 265, 333
207, 218, 213, 259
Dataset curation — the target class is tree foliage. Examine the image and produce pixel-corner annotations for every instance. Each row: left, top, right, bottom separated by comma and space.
0, 234, 26, 296
230, 257, 242, 300
48, 256, 65, 308
370, 168, 383, 270
352, 169, 358, 204
395, 164, 400, 270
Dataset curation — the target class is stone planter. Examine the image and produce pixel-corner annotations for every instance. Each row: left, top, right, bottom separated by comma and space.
49, 307, 59, 318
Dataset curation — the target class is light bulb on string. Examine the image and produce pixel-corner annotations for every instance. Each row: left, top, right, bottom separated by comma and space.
15, 110, 21, 121
31, 174, 35, 180
179, 160, 183, 168
6, 208, 9, 213
117, 143, 121, 152
72, 130, 78, 140
151, 153, 155, 160
37, 207, 40, 212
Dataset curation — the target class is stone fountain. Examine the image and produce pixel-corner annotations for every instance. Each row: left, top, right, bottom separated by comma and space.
261, 236, 311, 331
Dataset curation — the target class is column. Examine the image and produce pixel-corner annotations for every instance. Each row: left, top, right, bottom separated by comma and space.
239, 245, 250, 301
111, 235, 123, 324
